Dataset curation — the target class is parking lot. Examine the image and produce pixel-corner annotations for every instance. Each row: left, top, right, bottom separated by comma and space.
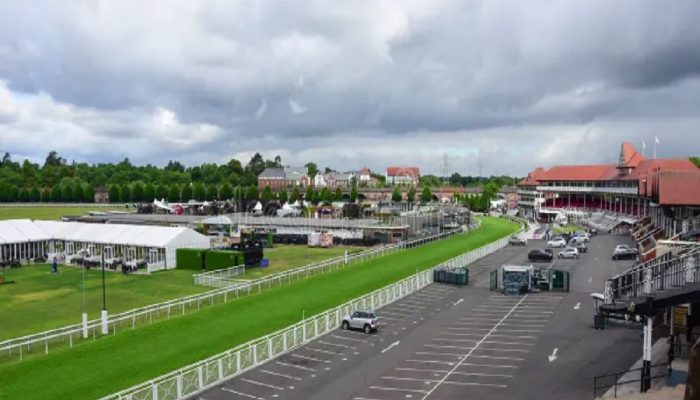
196, 231, 646, 400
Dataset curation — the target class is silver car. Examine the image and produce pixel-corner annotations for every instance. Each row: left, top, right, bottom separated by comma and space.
342, 310, 379, 334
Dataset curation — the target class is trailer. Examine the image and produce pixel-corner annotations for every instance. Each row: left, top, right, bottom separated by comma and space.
490, 264, 570, 294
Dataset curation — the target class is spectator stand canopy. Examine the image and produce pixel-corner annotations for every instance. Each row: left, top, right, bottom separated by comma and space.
0, 220, 210, 273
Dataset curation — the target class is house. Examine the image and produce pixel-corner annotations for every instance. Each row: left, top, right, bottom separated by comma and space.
284, 166, 307, 187
94, 186, 109, 203
258, 167, 286, 189
386, 166, 420, 186
333, 172, 353, 188
359, 167, 371, 183
314, 173, 327, 188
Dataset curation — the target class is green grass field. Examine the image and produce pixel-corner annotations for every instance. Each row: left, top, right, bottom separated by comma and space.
0, 206, 127, 221
0, 245, 363, 340
0, 217, 518, 400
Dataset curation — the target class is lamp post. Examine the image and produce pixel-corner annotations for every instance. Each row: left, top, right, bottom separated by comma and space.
100, 250, 108, 335
81, 250, 88, 338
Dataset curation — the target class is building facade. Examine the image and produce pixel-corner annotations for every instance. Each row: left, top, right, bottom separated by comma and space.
386, 166, 420, 186
519, 142, 700, 238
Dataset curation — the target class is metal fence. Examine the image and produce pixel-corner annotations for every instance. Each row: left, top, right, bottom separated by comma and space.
0, 223, 480, 362
99, 225, 513, 400
193, 265, 246, 288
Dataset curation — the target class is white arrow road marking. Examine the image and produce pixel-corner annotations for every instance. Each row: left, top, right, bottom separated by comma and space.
453, 298, 464, 307
574, 302, 581, 310
548, 348, 558, 363
382, 340, 400, 354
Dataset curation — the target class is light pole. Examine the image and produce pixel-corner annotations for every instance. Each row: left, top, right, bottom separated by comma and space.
80, 249, 88, 339
100, 250, 108, 335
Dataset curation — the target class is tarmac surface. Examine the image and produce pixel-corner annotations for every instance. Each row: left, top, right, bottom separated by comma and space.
196, 233, 645, 400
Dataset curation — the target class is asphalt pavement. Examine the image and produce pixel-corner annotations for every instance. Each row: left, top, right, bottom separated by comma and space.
195, 233, 645, 400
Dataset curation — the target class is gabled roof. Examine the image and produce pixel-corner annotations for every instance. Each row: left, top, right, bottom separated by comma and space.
519, 167, 546, 186
618, 142, 645, 168
360, 167, 370, 175
284, 166, 307, 178
387, 166, 420, 177
258, 167, 286, 179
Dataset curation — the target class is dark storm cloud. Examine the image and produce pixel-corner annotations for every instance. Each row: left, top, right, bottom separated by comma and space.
1, 0, 700, 174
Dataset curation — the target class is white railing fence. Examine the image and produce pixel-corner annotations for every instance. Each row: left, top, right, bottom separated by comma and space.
99, 223, 513, 400
1, 223, 481, 362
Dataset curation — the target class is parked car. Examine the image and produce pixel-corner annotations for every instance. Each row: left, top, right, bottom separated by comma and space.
613, 245, 638, 260
571, 242, 588, 253
342, 310, 379, 334
559, 247, 580, 259
508, 235, 527, 246
569, 235, 589, 244
547, 237, 567, 248
528, 249, 554, 262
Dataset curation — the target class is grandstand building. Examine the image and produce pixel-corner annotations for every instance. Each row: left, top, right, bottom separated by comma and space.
518, 143, 700, 239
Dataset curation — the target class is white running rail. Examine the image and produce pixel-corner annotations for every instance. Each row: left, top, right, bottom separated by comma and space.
99, 226, 514, 400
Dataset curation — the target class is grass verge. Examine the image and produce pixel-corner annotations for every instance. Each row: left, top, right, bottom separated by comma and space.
0, 206, 127, 221
0, 217, 518, 400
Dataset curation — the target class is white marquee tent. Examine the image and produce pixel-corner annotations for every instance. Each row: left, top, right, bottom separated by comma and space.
0, 219, 210, 272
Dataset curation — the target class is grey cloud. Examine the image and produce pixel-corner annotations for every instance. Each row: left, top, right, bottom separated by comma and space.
1, 0, 700, 174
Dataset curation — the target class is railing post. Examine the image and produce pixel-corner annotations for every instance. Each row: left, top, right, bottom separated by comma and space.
197, 365, 204, 390
176, 374, 183, 398
151, 382, 158, 400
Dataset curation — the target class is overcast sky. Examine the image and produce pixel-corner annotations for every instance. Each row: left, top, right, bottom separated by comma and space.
1, 1, 699, 176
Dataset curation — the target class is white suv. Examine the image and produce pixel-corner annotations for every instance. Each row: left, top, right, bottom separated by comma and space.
342, 311, 379, 334
548, 238, 567, 248
558, 247, 580, 259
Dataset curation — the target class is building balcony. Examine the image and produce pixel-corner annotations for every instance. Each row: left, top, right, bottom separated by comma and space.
536, 185, 638, 195
518, 200, 535, 207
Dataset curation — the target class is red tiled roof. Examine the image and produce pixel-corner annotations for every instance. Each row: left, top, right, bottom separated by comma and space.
519, 167, 546, 186
387, 166, 420, 177
655, 171, 700, 205
618, 142, 645, 168
538, 165, 617, 181
360, 167, 370, 175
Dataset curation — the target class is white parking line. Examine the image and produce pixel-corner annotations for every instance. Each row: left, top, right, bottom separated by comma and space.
442, 381, 507, 388
330, 334, 364, 343
260, 369, 301, 381
318, 340, 356, 350
474, 348, 530, 353
369, 386, 428, 394
424, 344, 475, 350
221, 387, 265, 400
406, 359, 458, 366
415, 351, 466, 357
457, 362, 519, 369
306, 347, 343, 356
494, 329, 542, 333
276, 361, 317, 372
442, 332, 537, 340
396, 367, 450, 374
388, 305, 425, 313
419, 295, 529, 400
241, 379, 283, 391
379, 310, 412, 318
290, 353, 330, 363
468, 355, 525, 361
432, 338, 477, 343
449, 371, 513, 378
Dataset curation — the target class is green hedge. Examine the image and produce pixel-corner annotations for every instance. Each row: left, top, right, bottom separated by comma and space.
205, 250, 243, 271
176, 248, 206, 270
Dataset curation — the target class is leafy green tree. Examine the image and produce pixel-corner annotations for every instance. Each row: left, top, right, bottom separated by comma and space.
320, 187, 333, 204
219, 183, 234, 200
131, 182, 144, 202
233, 186, 243, 200
155, 184, 168, 200
305, 162, 318, 179
205, 184, 218, 201
261, 186, 274, 201
350, 184, 358, 203
18, 187, 29, 202
305, 186, 314, 202
181, 183, 193, 201
421, 186, 433, 203
41, 187, 51, 203
84, 185, 95, 203
407, 186, 416, 202
278, 190, 288, 203
290, 187, 300, 203
391, 186, 402, 202
109, 185, 120, 203
192, 182, 205, 201
119, 184, 131, 203
245, 185, 259, 200
62, 184, 74, 202
334, 187, 343, 202
144, 183, 156, 201
167, 184, 181, 202
51, 186, 62, 202
30, 186, 41, 202
73, 184, 85, 203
